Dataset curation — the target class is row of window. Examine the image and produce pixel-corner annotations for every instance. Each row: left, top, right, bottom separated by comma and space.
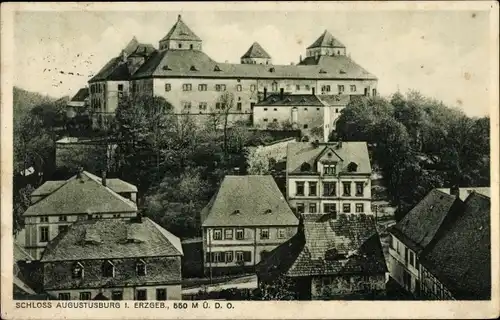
181, 101, 244, 111
212, 227, 287, 241
320, 85, 356, 93
39, 225, 70, 242
90, 83, 105, 94
167, 83, 256, 93
295, 181, 364, 197
71, 259, 147, 280
390, 236, 420, 270
296, 202, 365, 215
57, 288, 166, 301
205, 251, 252, 263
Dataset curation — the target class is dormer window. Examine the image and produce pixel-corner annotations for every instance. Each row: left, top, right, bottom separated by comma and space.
233, 209, 240, 215
323, 164, 336, 175
162, 65, 172, 71
269, 67, 275, 73
214, 65, 221, 72
339, 70, 346, 74
347, 162, 358, 172
136, 259, 146, 276
300, 162, 311, 172
265, 209, 272, 214
102, 260, 115, 278
190, 65, 198, 71
319, 69, 327, 74
72, 262, 84, 279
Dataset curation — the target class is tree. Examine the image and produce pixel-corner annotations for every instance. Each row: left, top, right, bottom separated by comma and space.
13, 184, 35, 235
253, 276, 296, 300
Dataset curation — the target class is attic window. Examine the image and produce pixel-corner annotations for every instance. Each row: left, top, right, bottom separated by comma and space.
319, 69, 327, 74
269, 67, 275, 73
102, 260, 115, 278
327, 152, 333, 158
265, 209, 272, 214
233, 209, 241, 215
347, 162, 358, 172
339, 69, 346, 74
72, 262, 84, 279
162, 65, 172, 71
300, 162, 312, 172
214, 65, 221, 72
190, 65, 198, 71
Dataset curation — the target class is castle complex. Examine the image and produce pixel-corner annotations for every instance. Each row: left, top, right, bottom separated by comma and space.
88, 15, 378, 139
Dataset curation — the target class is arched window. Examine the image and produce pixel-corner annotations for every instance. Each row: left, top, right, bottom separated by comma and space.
72, 262, 84, 279
102, 260, 115, 277
300, 162, 311, 172
347, 162, 358, 172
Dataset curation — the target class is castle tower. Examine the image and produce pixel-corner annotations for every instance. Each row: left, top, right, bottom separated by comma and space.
241, 42, 272, 65
159, 15, 202, 51
306, 30, 346, 58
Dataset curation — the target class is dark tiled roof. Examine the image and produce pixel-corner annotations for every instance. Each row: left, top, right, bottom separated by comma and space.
389, 189, 460, 253
123, 37, 140, 56
256, 94, 323, 107
241, 42, 271, 59
89, 57, 130, 82
133, 49, 377, 80
41, 217, 183, 262
14, 242, 33, 262
307, 30, 346, 49
286, 141, 371, 175
317, 94, 351, 106
160, 15, 201, 42
70, 88, 89, 102
421, 192, 491, 300
257, 214, 387, 279
129, 43, 157, 58
24, 171, 137, 216
201, 175, 299, 227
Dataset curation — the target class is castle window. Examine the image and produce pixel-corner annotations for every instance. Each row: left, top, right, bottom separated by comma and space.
338, 85, 345, 94
199, 102, 207, 110
102, 260, 115, 277
273, 118, 278, 122
190, 65, 198, 71
263, 108, 268, 111
323, 182, 336, 196
269, 67, 275, 73
190, 44, 193, 50
350, 85, 357, 92
343, 203, 351, 213
118, 84, 124, 92
72, 262, 84, 279
182, 84, 192, 91
319, 69, 327, 74
355, 203, 364, 213
178, 43, 182, 49
39, 226, 49, 242
296, 182, 305, 196
296, 203, 305, 214
215, 84, 226, 92
40, 216, 49, 223
296, 85, 300, 91
355, 182, 364, 196
305, 85, 310, 91
260, 228, 269, 240
236, 84, 242, 92
303, 124, 308, 129
198, 84, 207, 91
250, 84, 256, 92
263, 118, 268, 122
271, 82, 278, 91
236, 102, 242, 111
309, 203, 317, 213
214, 65, 221, 72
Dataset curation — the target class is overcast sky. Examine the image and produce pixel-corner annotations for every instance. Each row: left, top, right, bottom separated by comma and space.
13, 7, 493, 117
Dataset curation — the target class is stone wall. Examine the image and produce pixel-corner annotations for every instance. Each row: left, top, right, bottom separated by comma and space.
311, 274, 386, 300
245, 137, 297, 174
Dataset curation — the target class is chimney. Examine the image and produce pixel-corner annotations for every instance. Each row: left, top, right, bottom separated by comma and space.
178, 14, 182, 21
299, 55, 302, 63
280, 88, 284, 100
312, 87, 315, 96
136, 212, 143, 223
450, 185, 460, 198
338, 138, 342, 148
101, 170, 107, 187
263, 87, 267, 100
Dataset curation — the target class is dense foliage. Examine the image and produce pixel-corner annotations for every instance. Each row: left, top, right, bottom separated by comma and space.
335, 91, 490, 219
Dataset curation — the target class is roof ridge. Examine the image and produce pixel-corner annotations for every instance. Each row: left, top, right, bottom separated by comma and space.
83, 171, 137, 211
148, 218, 184, 256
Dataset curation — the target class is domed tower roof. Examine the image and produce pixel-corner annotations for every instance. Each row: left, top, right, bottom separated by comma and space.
160, 14, 201, 42
307, 30, 345, 49
241, 42, 271, 59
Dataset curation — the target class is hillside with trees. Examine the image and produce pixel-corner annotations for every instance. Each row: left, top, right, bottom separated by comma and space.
334, 90, 490, 220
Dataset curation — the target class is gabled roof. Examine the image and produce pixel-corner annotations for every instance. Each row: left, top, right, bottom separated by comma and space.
307, 30, 346, 49
89, 57, 131, 83
286, 142, 371, 175
257, 214, 387, 279
420, 192, 490, 299
70, 88, 89, 102
241, 42, 271, 59
160, 15, 201, 42
24, 171, 137, 216
132, 49, 377, 80
41, 217, 183, 262
201, 175, 299, 227
255, 94, 324, 107
388, 189, 460, 253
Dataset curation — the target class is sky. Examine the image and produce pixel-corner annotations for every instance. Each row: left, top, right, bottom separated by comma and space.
13, 7, 493, 117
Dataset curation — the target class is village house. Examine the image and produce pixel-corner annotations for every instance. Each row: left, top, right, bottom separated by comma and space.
286, 141, 372, 216
88, 15, 377, 127
200, 175, 299, 276
387, 188, 491, 299
40, 216, 183, 300
22, 169, 138, 260
256, 213, 387, 300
